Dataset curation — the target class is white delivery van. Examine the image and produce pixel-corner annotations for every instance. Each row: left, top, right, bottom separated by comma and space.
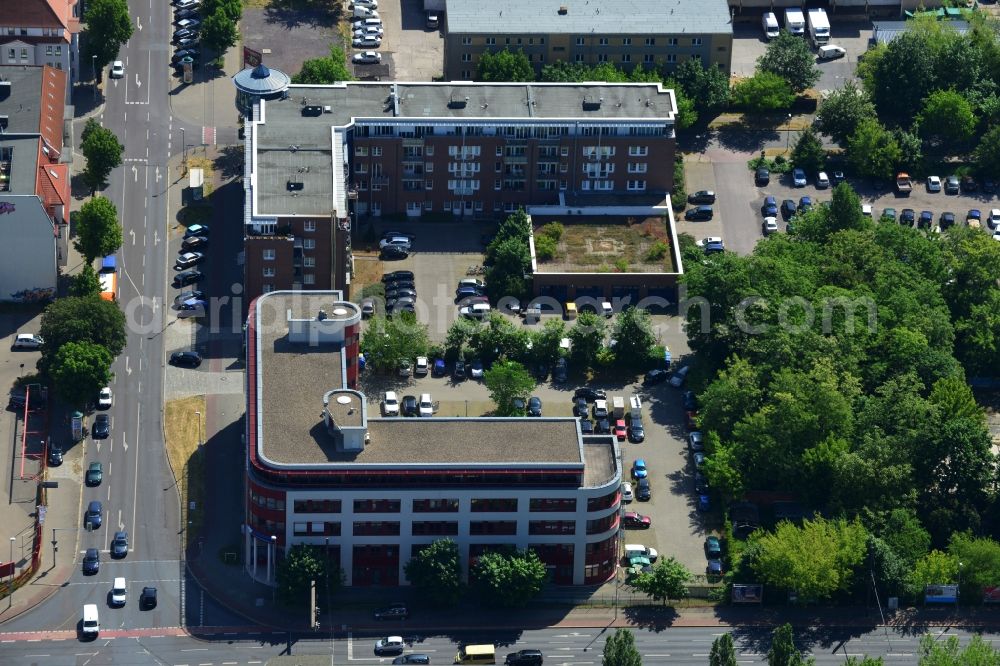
762, 12, 779, 40
82, 604, 100, 637
807, 8, 830, 46
612, 396, 625, 419
783, 8, 806, 36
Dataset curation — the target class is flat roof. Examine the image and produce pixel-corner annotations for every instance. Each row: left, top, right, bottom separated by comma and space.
445, 0, 732, 36
254, 291, 593, 472
0, 65, 47, 134
0, 136, 41, 194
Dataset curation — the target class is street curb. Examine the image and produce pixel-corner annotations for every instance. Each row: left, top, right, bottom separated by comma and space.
0, 566, 72, 626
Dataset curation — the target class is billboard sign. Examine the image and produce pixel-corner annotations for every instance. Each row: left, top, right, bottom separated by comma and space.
243, 46, 263, 68
984, 586, 1000, 604
732, 584, 763, 604
925, 584, 959, 604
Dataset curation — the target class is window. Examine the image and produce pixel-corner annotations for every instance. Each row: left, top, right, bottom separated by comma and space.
529, 521, 576, 535
471, 498, 518, 512
469, 521, 517, 535
530, 498, 577, 512
303, 274, 315, 285
425, 162, 433, 173
598, 38, 608, 46
303, 220, 316, 232
354, 499, 401, 513
691, 54, 701, 63
560, 180, 568, 190
576, 37, 585, 46
353, 521, 400, 536
425, 179, 433, 190
666, 54, 677, 64
263, 267, 275, 277
262, 284, 274, 294
627, 179, 647, 191
496, 146, 503, 156
692, 38, 703, 46
54, 45, 61, 56
528, 38, 534, 45
628, 162, 648, 173
412, 522, 459, 536
575, 54, 585, 63
263, 249, 275, 261
303, 239, 316, 249
539, 37, 545, 45
461, 70, 471, 79
303, 257, 316, 268
486, 37, 495, 45
423, 201, 433, 211
406, 202, 421, 213
354, 146, 368, 156
668, 37, 678, 46
372, 147, 382, 157
462, 37, 472, 45
598, 54, 608, 63
621, 54, 631, 63
505, 37, 510, 45
413, 498, 459, 512
645, 38, 655, 47
20, 48, 28, 59
516, 38, 522, 45
45, 45, 52, 56
293, 499, 341, 513
461, 53, 471, 62
475, 200, 483, 211
622, 38, 631, 46
643, 54, 654, 64
443, 201, 452, 211
6, 49, 13, 60
560, 146, 569, 157
494, 179, 501, 191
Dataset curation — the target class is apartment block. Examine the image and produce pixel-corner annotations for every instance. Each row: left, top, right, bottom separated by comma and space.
443, 0, 733, 81
0, 0, 80, 101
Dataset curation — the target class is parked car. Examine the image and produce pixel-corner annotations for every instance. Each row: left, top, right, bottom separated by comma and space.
595, 417, 611, 434
623, 511, 651, 529
374, 637, 406, 656
381, 245, 409, 260
704, 536, 722, 558
12, 333, 43, 349
919, 210, 934, 228
383, 270, 414, 282
962, 175, 978, 192
881, 207, 896, 223
762, 217, 779, 235
688, 431, 705, 452
184, 223, 210, 237
170, 350, 202, 367
175, 251, 204, 269
900, 208, 915, 226
688, 190, 716, 204
172, 270, 202, 287
383, 391, 400, 416
682, 390, 698, 411
926, 175, 942, 192
684, 206, 714, 221
373, 603, 408, 620
792, 168, 807, 187
97, 386, 113, 409
631, 459, 648, 479
527, 396, 542, 417
574, 387, 606, 402
580, 419, 594, 434
797, 196, 813, 212
636, 477, 651, 501
47, 445, 63, 466
627, 418, 645, 443
832, 171, 845, 185
816, 171, 830, 188
401, 395, 418, 417
181, 235, 207, 250
394, 657, 430, 665
945, 175, 960, 194
642, 369, 668, 386
762, 195, 778, 217
353, 36, 382, 48
989, 208, 1000, 229
353, 51, 382, 64
453, 360, 467, 381
592, 399, 609, 419
432, 358, 446, 377
967, 209, 982, 226
176, 17, 201, 29
418, 394, 434, 417
755, 166, 770, 186
505, 650, 544, 666
940, 211, 956, 229
694, 472, 710, 493
669, 365, 690, 388
553, 357, 568, 383
621, 481, 634, 502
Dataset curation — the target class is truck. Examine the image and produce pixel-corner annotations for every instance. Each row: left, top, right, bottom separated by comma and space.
761, 12, 779, 41
99, 254, 118, 301
807, 8, 830, 47
895, 172, 912, 196
784, 8, 805, 37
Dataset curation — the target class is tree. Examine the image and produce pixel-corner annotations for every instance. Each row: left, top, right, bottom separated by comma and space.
444, 317, 480, 361
791, 127, 826, 174
878, 508, 931, 567
847, 118, 901, 180
891, 127, 923, 173
82, 0, 133, 72
484, 237, 531, 302
974, 124, 1000, 178
74, 196, 123, 263
403, 539, 463, 607
49, 341, 113, 405
359, 311, 430, 373
730, 72, 795, 113
275, 544, 341, 606
292, 46, 352, 84
710, 633, 738, 666
80, 118, 102, 146
916, 90, 977, 148
202, 0, 241, 22
919, 634, 1000, 664
751, 518, 867, 602
39, 296, 127, 360
476, 49, 533, 82
80, 124, 124, 193
815, 81, 878, 147
200, 7, 239, 56
948, 533, 1000, 604
69, 264, 102, 299
844, 657, 884, 666
603, 629, 642, 666
471, 549, 546, 608
673, 58, 730, 114
483, 360, 535, 416
568, 312, 606, 369
632, 556, 691, 605
767, 624, 811, 666
528, 319, 566, 367
827, 182, 867, 235
612, 307, 656, 367
909, 550, 959, 593
865, 31, 936, 125
757, 31, 821, 93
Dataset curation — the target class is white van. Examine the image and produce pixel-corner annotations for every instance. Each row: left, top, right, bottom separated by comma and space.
624, 544, 659, 562
762, 12, 779, 40
111, 577, 127, 606
82, 604, 99, 637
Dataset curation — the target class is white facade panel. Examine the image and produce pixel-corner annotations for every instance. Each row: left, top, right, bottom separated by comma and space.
0, 196, 57, 302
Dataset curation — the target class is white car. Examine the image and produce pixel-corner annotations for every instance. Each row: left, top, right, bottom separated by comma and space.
374, 636, 405, 655
817, 44, 846, 60
418, 393, 434, 418
110, 61, 125, 78
927, 175, 942, 192
352, 51, 382, 64
383, 391, 399, 416
695, 236, 723, 248
353, 26, 385, 38
415, 357, 429, 376
352, 37, 382, 48
993, 230, 1000, 242
816, 172, 830, 189
353, 0, 378, 7
13, 333, 43, 350
621, 481, 634, 502
379, 236, 410, 250
762, 217, 779, 235
98, 387, 113, 410
111, 577, 127, 606
988, 209, 1000, 230
861, 203, 873, 217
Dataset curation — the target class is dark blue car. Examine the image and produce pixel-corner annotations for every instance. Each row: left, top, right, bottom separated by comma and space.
762, 195, 778, 217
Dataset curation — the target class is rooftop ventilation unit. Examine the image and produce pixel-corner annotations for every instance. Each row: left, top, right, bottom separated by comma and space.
448, 95, 469, 109
323, 105, 332, 113
302, 105, 323, 117
0, 115, 7, 131
558, 5, 568, 14
582, 97, 602, 111
287, 180, 304, 191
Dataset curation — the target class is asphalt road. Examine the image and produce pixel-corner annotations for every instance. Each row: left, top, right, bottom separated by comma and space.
0, 0, 209, 635
0, 622, 996, 664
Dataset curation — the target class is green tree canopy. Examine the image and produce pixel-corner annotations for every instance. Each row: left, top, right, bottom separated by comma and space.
916, 90, 977, 148
910, 549, 959, 592
791, 127, 826, 175
275, 544, 342, 606
974, 125, 1000, 178
948, 533, 1000, 604
710, 633, 738, 666
82, 0, 133, 71
39, 295, 127, 361
69, 264, 102, 299
918, 634, 1000, 664
673, 58, 730, 114
767, 624, 812, 666
476, 49, 533, 82
202, 0, 242, 22
612, 306, 656, 367
49, 341, 113, 406
632, 556, 691, 605
403, 539, 464, 607
359, 310, 430, 373
483, 360, 535, 416
468, 312, 531, 367
81, 124, 124, 193
863, 31, 936, 125
757, 31, 821, 93
603, 629, 642, 666
847, 118, 901, 180
730, 72, 795, 113
200, 7, 239, 55
815, 81, 878, 147
471, 549, 546, 607
75, 196, 122, 262
751, 518, 867, 601
528, 318, 566, 367
568, 312, 606, 369
292, 46, 352, 84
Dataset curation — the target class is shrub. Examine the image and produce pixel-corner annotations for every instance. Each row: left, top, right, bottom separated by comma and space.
672, 156, 687, 211
615, 258, 629, 272
645, 240, 669, 261
534, 235, 558, 261
538, 221, 564, 241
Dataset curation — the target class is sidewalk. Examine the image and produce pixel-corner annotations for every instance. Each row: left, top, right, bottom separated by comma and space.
169, 38, 243, 145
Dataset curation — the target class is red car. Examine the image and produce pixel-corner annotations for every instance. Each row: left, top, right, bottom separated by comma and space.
614, 419, 627, 441
623, 511, 651, 529
685, 410, 699, 431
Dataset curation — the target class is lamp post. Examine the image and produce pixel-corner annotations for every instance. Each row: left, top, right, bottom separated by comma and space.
959, 562, 964, 605
8, 537, 14, 608
785, 113, 793, 154
181, 127, 187, 169
92, 55, 97, 102
194, 411, 202, 447
270, 535, 277, 603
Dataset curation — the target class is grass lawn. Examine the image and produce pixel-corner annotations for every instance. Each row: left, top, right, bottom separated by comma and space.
534, 218, 677, 273
164, 396, 206, 550
352, 252, 385, 301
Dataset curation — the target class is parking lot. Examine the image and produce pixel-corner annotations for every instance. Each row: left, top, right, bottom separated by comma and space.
348, 0, 443, 80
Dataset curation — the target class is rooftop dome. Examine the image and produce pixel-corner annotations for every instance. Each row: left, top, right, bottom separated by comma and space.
232, 64, 291, 96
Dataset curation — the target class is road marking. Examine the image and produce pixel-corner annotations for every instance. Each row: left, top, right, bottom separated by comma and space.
181, 648, 208, 651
